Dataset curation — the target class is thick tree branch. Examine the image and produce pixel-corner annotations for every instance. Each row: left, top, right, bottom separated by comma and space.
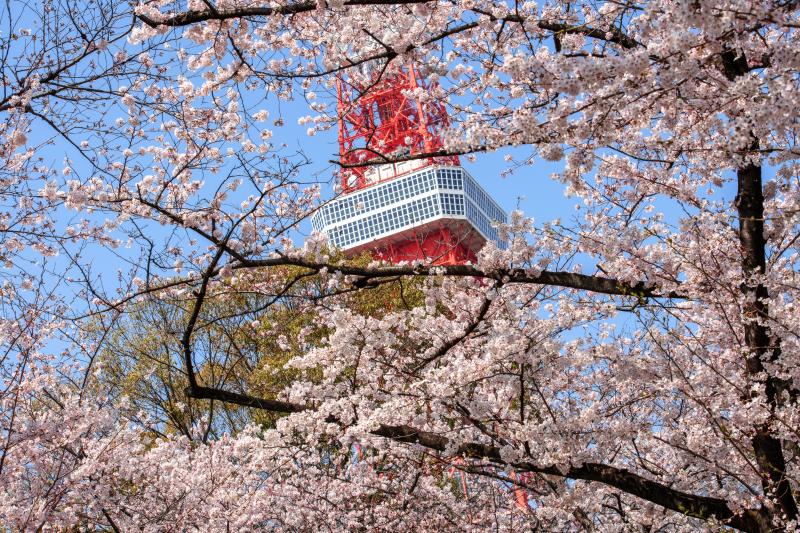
370, 425, 770, 533
735, 157, 799, 520
723, 43, 799, 520
188, 385, 307, 412
137, 3, 641, 58
233, 255, 686, 299
536, 20, 640, 50
136, 0, 431, 27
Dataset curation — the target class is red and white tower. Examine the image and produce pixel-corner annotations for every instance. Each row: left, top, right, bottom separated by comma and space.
312, 64, 506, 265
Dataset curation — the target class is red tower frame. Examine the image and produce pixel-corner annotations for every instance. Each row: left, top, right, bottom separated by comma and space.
335, 67, 520, 511
337, 64, 459, 193
334, 63, 487, 266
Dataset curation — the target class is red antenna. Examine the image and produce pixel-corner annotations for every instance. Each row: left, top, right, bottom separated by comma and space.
336, 62, 459, 192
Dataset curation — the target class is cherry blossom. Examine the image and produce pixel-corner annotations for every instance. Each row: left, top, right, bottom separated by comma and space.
0, 0, 799, 531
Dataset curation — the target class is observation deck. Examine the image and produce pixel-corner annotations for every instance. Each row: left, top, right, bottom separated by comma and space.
312, 164, 507, 260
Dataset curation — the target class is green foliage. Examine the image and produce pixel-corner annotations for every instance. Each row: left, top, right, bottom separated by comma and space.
96, 254, 426, 436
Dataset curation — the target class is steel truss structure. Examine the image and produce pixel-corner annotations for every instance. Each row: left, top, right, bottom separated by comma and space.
319, 63, 507, 264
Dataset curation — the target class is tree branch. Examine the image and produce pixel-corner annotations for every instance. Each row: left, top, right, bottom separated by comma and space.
233, 255, 686, 299
188, 385, 307, 412
537, 20, 641, 50
370, 425, 770, 532
137, 0, 431, 27
735, 155, 799, 520
723, 43, 799, 520
137, 3, 641, 59
178, 383, 767, 532
412, 290, 495, 371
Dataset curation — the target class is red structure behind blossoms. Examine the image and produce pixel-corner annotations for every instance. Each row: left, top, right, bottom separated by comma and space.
327, 64, 504, 265
336, 64, 459, 191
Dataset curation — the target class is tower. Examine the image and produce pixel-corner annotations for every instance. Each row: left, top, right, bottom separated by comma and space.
312, 63, 506, 265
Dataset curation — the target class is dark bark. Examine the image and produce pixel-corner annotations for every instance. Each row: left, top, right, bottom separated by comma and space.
372, 425, 771, 533
719, 45, 798, 523
187, 385, 307, 413
138, 3, 641, 56
235, 256, 685, 299
537, 21, 640, 50
137, 0, 432, 27
736, 161, 799, 521
720, 42, 798, 520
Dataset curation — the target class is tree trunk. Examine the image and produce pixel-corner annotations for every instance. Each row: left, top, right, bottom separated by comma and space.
736, 159, 798, 522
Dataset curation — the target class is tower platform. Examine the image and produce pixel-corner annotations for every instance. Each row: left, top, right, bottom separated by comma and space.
312, 163, 506, 264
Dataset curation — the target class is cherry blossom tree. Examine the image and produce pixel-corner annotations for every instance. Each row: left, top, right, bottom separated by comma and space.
2, 0, 800, 531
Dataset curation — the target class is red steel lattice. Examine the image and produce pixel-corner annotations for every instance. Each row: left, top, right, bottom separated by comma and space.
337, 64, 459, 193
338, 66, 525, 513
335, 63, 484, 266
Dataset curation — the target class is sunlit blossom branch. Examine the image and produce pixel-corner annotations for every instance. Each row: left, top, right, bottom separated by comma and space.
373, 425, 771, 533
412, 291, 496, 371
178, 382, 770, 533
137, 1, 643, 56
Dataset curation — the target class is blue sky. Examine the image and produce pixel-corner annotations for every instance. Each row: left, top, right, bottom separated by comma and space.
11, 11, 747, 321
